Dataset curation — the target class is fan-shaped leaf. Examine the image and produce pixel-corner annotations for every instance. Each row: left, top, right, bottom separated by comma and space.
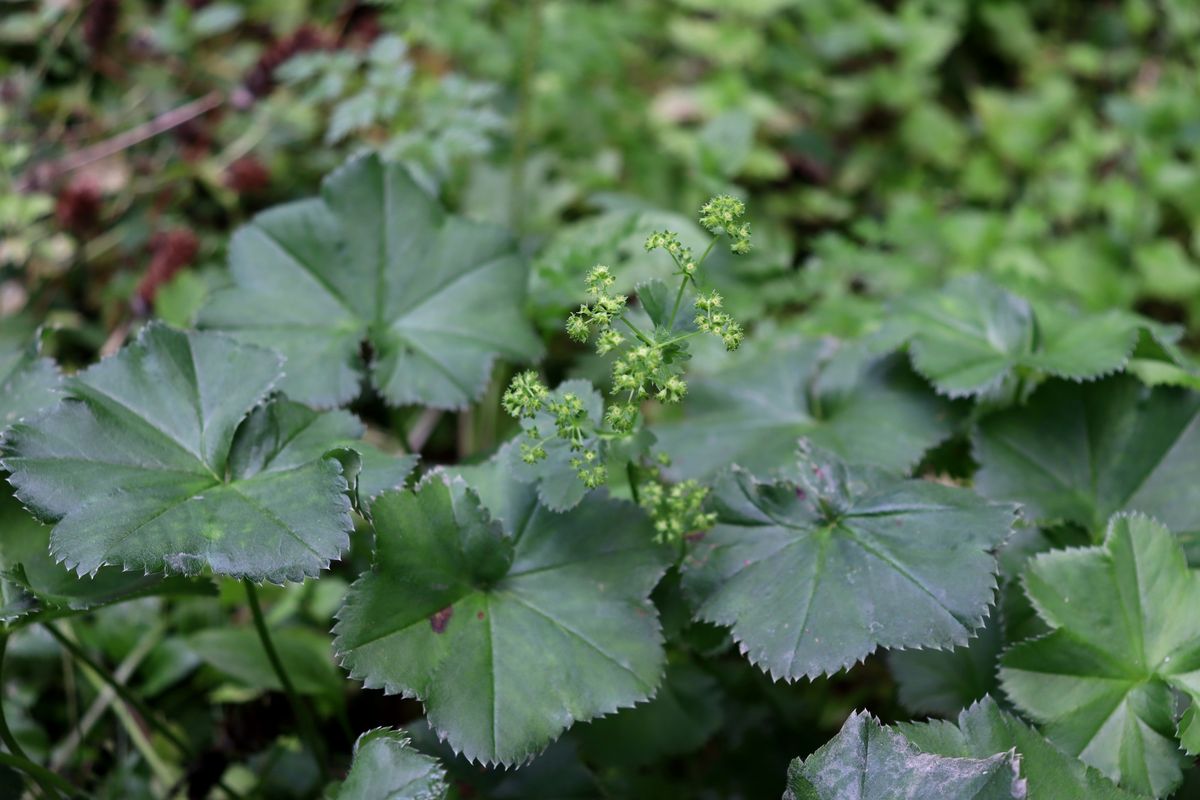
0, 324, 355, 583
783, 711, 1024, 800
334, 728, 447, 800
334, 464, 669, 765
199, 153, 542, 409
652, 339, 954, 480
973, 376, 1200, 559
682, 446, 1015, 681
999, 514, 1200, 797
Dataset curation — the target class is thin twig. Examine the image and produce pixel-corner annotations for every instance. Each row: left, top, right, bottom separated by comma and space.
19, 92, 224, 190
406, 408, 443, 453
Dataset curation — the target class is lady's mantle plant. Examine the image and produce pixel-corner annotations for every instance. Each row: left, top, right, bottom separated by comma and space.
7, 153, 1200, 798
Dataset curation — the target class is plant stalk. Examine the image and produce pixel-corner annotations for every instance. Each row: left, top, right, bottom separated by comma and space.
242, 580, 329, 780
0, 636, 64, 799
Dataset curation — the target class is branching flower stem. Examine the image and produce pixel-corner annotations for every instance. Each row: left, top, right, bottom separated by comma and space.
243, 580, 330, 782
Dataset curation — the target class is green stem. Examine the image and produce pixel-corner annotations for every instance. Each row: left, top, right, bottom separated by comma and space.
619, 316, 655, 346
0, 636, 63, 799
667, 274, 689, 332
243, 581, 329, 781
509, 0, 543, 233
0, 752, 73, 798
626, 462, 641, 505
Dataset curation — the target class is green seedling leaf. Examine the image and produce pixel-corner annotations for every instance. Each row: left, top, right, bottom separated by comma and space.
333, 728, 448, 800
0, 332, 60, 430
200, 152, 542, 409
334, 464, 669, 766
973, 376, 1200, 558
0, 324, 355, 583
653, 339, 954, 480
783, 711, 1024, 800
900, 696, 1142, 800
682, 446, 1015, 681
999, 514, 1200, 797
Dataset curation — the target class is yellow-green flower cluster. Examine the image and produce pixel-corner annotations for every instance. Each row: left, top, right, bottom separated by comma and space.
502, 370, 548, 418
695, 291, 744, 350
567, 265, 627, 344
645, 230, 698, 276
699, 195, 751, 254
639, 475, 717, 544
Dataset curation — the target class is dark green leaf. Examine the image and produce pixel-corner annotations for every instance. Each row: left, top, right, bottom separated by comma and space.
683, 446, 1015, 680
0, 324, 354, 583
199, 153, 542, 409
334, 465, 669, 765
783, 711, 1023, 800
973, 376, 1200, 558
899, 697, 1143, 800
653, 339, 954, 480
188, 627, 341, 696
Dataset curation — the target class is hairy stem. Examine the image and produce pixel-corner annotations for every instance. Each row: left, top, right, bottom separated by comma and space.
243, 580, 329, 780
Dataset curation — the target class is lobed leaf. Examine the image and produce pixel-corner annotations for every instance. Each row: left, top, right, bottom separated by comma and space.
652, 339, 955, 480
0, 324, 356, 583
900, 696, 1142, 800
682, 446, 1015, 681
333, 461, 669, 766
972, 376, 1200, 559
783, 711, 1024, 800
898, 276, 1155, 399
999, 513, 1200, 797
199, 152, 542, 409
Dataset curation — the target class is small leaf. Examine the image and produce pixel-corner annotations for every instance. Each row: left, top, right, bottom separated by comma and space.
899, 697, 1143, 800
0, 324, 354, 583
999, 514, 1200, 797
783, 711, 1024, 800
334, 728, 447, 800
682, 446, 1015, 681
899, 276, 1146, 399
973, 376, 1200, 558
334, 462, 669, 766
200, 153, 542, 409
653, 339, 954, 480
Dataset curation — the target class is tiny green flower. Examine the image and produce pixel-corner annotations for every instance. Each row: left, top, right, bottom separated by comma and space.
596, 328, 624, 355
699, 194, 751, 254
586, 265, 616, 295
655, 375, 687, 404
502, 371, 549, 418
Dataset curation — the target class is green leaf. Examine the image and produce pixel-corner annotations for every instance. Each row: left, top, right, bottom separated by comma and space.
188, 627, 341, 696
0, 330, 60, 430
682, 446, 1015, 681
0, 324, 354, 583
783, 711, 1024, 800
229, 397, 417, 513
899, 697, 1143, 800
889, 617, 1004, 718
999, 514, 1200, 797
334, 728, 447, 800
899, 276, 1144, 399
973, 376, 1200, 558
333, 465, 669, 765
199, 153, 542, 409
652, 339, 954, 480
